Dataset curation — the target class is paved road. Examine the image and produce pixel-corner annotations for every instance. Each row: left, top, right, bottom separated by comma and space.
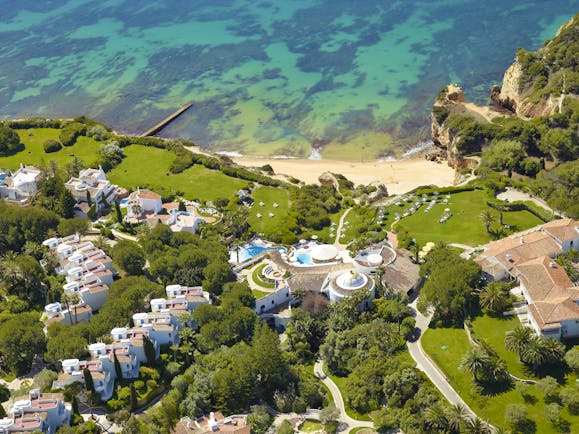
313, 360, 374, 432
406, 299, 495, 431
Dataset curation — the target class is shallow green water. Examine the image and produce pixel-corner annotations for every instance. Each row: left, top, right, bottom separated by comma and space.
0, 1, 576, 158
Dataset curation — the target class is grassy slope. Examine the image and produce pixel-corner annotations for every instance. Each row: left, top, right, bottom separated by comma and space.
0, 128, 101, 169
247, 186, 291, 236
108, 145, 249, 201
422, 327, 579, 433
391, 190, 543, 246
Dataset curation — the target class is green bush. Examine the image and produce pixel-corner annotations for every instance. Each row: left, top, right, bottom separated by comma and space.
43, 139, 62, 153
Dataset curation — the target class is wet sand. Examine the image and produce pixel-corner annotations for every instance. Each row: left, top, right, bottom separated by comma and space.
231, 157, 456, 195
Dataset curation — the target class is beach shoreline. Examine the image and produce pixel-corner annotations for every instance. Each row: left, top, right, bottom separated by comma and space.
230, 156, 456, 195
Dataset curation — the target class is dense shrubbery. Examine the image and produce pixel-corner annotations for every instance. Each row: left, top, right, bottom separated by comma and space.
0, 126, 22, 155
59, 121, 87, 146
43, 139, 62, 153
289, 185, 341, 230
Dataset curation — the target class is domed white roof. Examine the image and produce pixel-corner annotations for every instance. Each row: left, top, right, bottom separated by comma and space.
336, 270, 368, 290
367, 253, 383, 266
311, 244, 338, 262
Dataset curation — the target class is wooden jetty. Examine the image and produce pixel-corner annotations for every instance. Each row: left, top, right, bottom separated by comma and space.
140, 102, 193, 137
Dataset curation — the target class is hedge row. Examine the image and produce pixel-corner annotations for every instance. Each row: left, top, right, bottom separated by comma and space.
115, 134, 287, 187
411, 185, 476, 196
486, 199, 554, 223
3, 118, 63, 129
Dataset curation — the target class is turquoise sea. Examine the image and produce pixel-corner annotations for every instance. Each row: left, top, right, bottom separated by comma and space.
0, 1, 577, 159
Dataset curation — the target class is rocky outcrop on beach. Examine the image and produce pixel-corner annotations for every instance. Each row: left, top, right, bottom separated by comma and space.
432, 13, 579, 167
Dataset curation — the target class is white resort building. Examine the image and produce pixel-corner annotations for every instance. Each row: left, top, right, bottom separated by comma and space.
0, 389, 70, 433
42, 235, 114, 327
54, 283, 207, 401
64, 166, 120, 212
0, 164, 42, 204
475, 218, 579, 339
125, 188, 163, 220
322, 269, 376, 306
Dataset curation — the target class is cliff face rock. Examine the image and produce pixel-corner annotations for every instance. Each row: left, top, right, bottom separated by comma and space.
495, 60, 522, 113
431, 85, 467, 167
432, 13, 578, 166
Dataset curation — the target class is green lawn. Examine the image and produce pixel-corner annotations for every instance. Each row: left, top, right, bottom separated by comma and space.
108, 145, 249, 201
471, 315, 535, 379
247, 187, 291, 237
299, 420, 322, 432
422, 327, 579, 433
0, 128, 101, 169
251, 288, 270, 300
392, 190, 544, 247
251, 262, 275, 289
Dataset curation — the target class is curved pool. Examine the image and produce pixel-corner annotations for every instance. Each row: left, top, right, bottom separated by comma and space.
236, 245, 286, 263
296, 252, 313, 265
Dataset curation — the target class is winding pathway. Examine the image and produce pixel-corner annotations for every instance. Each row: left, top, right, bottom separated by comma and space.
334, 207, 352, 247
406, 299, 496, 431
313, 360, 374, 432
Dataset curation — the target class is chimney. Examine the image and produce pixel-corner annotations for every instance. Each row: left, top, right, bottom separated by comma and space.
520, 235, 524, 244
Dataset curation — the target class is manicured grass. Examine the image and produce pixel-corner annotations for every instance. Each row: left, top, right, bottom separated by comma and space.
108, 145, 249, 201
251, 263, 275, 289
392, 190, 544, 247
251, 288, 270, 300
0, 128, 101, 169
299, 420, 322, 432
422, 327, 579, 433
471, 315, 534, 379
247, 187, 290, 237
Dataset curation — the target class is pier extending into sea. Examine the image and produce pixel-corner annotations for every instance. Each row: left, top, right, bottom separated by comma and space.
140, 103, 193, 137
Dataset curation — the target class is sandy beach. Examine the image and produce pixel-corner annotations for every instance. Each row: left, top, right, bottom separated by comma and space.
231, 156, 456, 195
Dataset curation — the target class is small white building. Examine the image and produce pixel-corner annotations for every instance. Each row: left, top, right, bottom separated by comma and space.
64, 166, 118, 212
322, 269, 376, 307
126, 188, 162, 219
0, 389, 70, 433
0, 164, 41, 204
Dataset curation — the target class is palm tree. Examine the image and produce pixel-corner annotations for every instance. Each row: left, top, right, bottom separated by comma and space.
461, 347, 490, 382
0, 251, 21, 289
521, 336, 547, 369
445, 403, 469, 433
505, 326, 534, 361
464, 417, 492, 434
424, 404, 450, 432
480, 210, 495, 234
541, 337, 565, 364
62, 293, 81, 325
486, 357, 509, 383
478, 283, 509, 314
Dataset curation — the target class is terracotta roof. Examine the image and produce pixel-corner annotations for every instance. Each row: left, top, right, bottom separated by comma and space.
516, 256, 579, 330
476, 231, 561, 271
130, 189, 161, 201
543, 218, 579, 242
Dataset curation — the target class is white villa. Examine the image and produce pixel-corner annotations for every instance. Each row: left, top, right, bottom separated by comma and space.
42, 235, 114, 327
322, 269, 376, 306
64, 166, 120, 212
0, 164, 42, 204
475, 218, 579, 339
53, 283, 205, 401
0, 389, 70, 433
125, 188, 162, 219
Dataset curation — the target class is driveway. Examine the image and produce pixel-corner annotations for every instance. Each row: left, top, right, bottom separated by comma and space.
313, 360, 374, 432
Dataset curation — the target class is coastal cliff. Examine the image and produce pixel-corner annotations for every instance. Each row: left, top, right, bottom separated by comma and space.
432, 13, 579, 167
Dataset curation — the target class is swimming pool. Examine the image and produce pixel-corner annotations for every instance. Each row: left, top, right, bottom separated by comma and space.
295, 252, 313, 265
235, 244, 286, 263
119, 198, 129, 207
